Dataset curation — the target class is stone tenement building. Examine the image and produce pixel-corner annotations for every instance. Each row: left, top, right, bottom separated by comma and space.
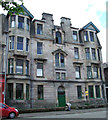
103, 63, 108, 102
0, 5, 106, 109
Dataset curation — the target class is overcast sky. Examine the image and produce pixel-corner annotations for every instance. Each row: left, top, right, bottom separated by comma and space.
0, 0, 107, 62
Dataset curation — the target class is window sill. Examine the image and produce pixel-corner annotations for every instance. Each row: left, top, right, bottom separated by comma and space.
18, 28, 24, 30
16, 99, 24, 100
38, 99, 44, 100
36, 76, 44, 78
9, 49, 14, 51
76, 78, 81, 79
78, 98, 82, 99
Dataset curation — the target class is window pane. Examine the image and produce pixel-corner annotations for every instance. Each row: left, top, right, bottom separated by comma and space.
56, 31, 62, 44
95, 85, 100, 98
77, 86, 82, 99
16, 83, 23, 100
26, 38, 29, 51
87, 66, 92, 78
73, 31, 77, 41
75, 66, 81, 78
10, 16, 15, 28
26, 18, 30, 31
37, 63, 43, 76
17, 37, 23, 50
26, 84, 29, 100
90, 32, 94, 42
7, 83, 13, 100
56, 72, 60, 80
97, 49, 100, 61
38, 85, 44, 100
55, 53, 59, 67
74, 47, 79, 59
16, 59, 23, 74
85, 48, 90, 60
37, 24, 43, 34
92, 48, 96, 60
100, 67, 102, 79
88, 86, 94, 98
9, 36, 14, 50
84, 31, 88, 41
18, 16, 24, 29
61, 73, 66, 80
8, 59, 13, 74
26, 60, 29, 75
61, 54, 65, 67
37, 42, 43, 54
93, 66, 98, 78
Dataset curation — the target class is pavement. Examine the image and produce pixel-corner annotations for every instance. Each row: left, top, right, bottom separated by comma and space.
19, 107, 107, 118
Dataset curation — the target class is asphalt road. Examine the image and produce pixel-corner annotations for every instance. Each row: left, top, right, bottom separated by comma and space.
2, 107, 107, 120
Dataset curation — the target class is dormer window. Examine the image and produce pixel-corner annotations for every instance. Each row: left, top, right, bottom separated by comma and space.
73, 31, 77, 41
37, 24, 43, 35
56, 31, 62, 44
90, 31, 94, 42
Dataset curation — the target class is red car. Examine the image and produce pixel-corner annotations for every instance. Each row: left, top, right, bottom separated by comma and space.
0, 103, 19, 119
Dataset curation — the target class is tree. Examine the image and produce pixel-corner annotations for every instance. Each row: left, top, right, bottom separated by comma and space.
0, 0, 24, 15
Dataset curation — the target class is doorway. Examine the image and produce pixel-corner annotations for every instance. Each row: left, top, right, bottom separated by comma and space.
58, 86, 66, 107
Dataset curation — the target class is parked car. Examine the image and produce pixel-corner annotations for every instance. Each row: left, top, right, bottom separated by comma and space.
0, 103, 19, 119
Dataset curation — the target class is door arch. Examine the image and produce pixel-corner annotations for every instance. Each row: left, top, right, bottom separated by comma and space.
58, 86, 66, 107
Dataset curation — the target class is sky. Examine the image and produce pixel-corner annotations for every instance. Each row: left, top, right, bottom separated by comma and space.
0, 0, 107, 62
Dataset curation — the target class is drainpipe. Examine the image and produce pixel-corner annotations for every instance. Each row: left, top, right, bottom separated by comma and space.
30, 37, 34, 108
4, 15, 9, 104
4, 31, 9, 104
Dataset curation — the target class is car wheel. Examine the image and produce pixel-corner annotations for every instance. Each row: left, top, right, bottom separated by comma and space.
9, 112, 16, 119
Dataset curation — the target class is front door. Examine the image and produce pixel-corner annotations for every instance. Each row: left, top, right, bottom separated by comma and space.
58, 86, 66, 107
